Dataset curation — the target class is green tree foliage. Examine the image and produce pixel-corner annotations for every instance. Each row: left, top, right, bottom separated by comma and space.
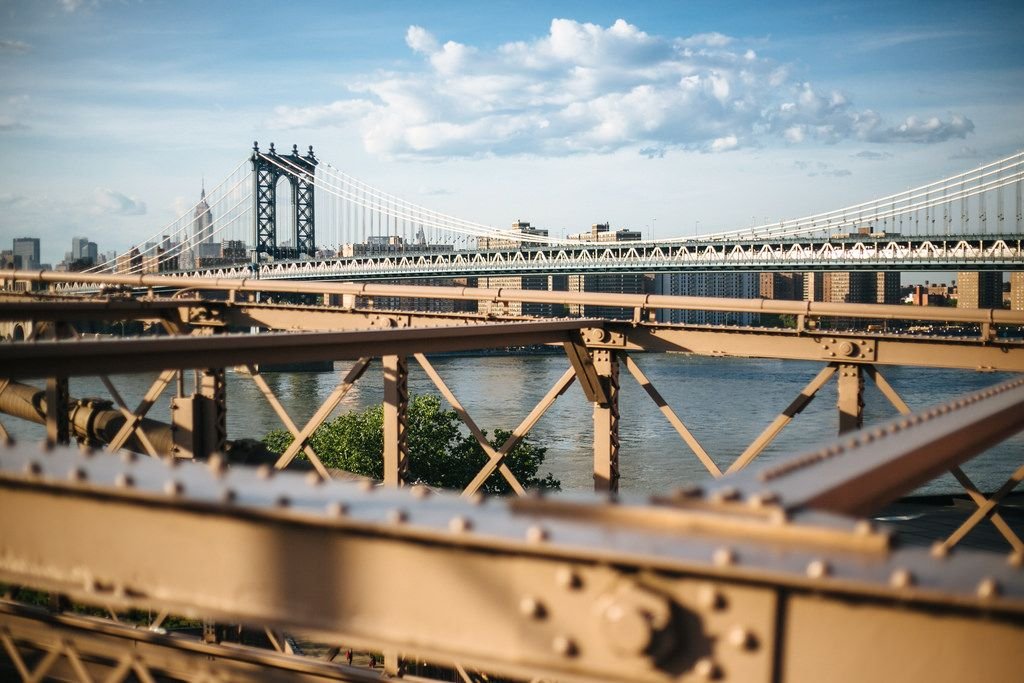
263, 394, 559, 494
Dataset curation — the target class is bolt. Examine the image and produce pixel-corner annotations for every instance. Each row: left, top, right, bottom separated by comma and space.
977, 578, 1000, 599
23, 461, 42, 477
806, 559, 830, 579
556, 567, 582, 590
551, 635, 577, 657
388, 508, 408, 524
526, 525, 549, 543
889, 569, 914, 589
276, 494, 291, 508
1009, 551, 1024, 568
305, 471, 323, 487
713, 547, 736, 567
208, 454, 227, 478
697, 584, 725, 610
358, 480, 374, 493
930, 542, 950, 559
68, 467, 87, 482
115, 473, 134, 489
119, 450, 136, 464
326, 501, 348, 517
728, 626, 755, 650
694, 657, 721, 680
519, 596, 544, 619
256, 464, 273, 480
220, 488, 236, 504
712, 486, 740, 503
449, 515, 473, 533
164, 480, 183, 497
854, 520, 874, 536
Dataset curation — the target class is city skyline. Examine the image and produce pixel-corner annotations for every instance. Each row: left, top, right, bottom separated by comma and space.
0, 1, 1022, 268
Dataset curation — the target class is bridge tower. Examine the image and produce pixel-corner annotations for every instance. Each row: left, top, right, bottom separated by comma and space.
251, 142, 318, 260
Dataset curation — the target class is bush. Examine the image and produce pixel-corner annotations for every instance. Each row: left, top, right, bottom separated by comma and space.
263, 394, 559, 494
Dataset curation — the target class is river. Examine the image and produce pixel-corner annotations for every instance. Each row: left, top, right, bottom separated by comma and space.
5, 354, 1021, 495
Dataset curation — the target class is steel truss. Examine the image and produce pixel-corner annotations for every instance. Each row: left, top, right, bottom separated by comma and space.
0, 376, 1022, 681
251, 143, 318, 259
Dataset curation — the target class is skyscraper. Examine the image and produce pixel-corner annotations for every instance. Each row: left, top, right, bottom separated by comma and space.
193, 184, 213, 245
12, 237, 40, 269
957, 271, 1003, 309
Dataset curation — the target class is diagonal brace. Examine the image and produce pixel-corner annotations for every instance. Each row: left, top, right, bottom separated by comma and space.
246, 365, 330, 480
727, 363, 837, 474
106, 370, 177, 453
623, 353, 721, 477
275, 358, 371, 471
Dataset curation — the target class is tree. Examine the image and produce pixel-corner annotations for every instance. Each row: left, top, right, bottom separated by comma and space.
263, 394, 559, 494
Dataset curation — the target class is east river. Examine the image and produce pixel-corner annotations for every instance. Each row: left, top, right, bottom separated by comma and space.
6, 353, 1021, 495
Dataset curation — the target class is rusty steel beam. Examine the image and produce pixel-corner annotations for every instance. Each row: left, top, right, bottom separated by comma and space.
0, 320, 594, 380
5, 269, 1024, 327
713, 376, 1024, 517
0, 437, 1022, 682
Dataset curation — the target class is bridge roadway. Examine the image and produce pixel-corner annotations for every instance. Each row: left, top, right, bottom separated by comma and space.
186, 233, 1024, 281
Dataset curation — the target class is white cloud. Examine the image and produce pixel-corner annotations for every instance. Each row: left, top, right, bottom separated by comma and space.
92, 188, 146, 216
267, 18, 975, 159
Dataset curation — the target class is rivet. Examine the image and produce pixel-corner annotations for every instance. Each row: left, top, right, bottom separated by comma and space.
164, 479, 183, 496
694, 657, 721, 680
449, 515, 473, 533
276, 494, 291, 508
69, 467, 87, 482
551, 635, 577, 657
520, 596, 544, 619
885, 566, 914, 587
411, 485, 431, 499
388, 508, 408, 524
527, 525, 549, 543
930, 542, 950, 559
220, 488, 236, 503
806, 559, 830, 579
79, 445, 96, 459
115, 473, 134, 489
674, 484, 703, 498
727, 626, 755, 650
713, 547, 736, 567
23, 461, 42, 476
208, 453, 227, 478
358, 480, 374, 493
556, 567, 582, 590
256, 464, 273, 480
305, 471, 323, 487
120, 451, 137, 464
749, 491, 780, 507
977, 578, 1000, 599
326, 501, 348, 517
712, 486, 740, 503
697, 584, 724, 610
467, 491, 485, 505
1009, 551, 1023, 568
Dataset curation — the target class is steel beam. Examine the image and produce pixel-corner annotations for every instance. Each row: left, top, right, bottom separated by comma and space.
715, 376, 1024, 517
0, 438, 1022, 682
0, 321, 594, 379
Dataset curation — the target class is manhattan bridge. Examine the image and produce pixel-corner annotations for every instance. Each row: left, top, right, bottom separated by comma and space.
90, 143, 1024, 281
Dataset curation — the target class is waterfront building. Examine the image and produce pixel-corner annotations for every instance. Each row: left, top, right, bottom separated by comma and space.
655, 272, 759, 325
479, 221, 568, 317
1011, 272, 1024, 311
567, 223, 644, 319
759, 272, 804, 300
957, 271, 1003, 308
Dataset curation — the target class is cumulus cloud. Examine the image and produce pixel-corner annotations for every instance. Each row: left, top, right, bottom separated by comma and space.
268, 18, 975, 158
92, 188, 146, 216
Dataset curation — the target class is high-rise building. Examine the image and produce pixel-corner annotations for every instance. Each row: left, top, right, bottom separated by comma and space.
875, 272, 901, 304
12, 237, 40, 269
478, 221, 569, 317
193, 184, 214, 245
567, 223, 644, 319
957, 271, 1003, 309
759, 272, 804, 300
1011, 272, 1024, 311
655, 272, 759, 325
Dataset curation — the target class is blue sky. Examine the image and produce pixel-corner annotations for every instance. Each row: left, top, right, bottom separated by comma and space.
1, 0, 1022, 267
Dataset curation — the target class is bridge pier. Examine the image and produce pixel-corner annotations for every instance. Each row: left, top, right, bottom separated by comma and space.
592, 349, 620, 493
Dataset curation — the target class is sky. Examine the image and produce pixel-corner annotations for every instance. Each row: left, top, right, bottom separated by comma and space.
1, 0, 1022, 270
